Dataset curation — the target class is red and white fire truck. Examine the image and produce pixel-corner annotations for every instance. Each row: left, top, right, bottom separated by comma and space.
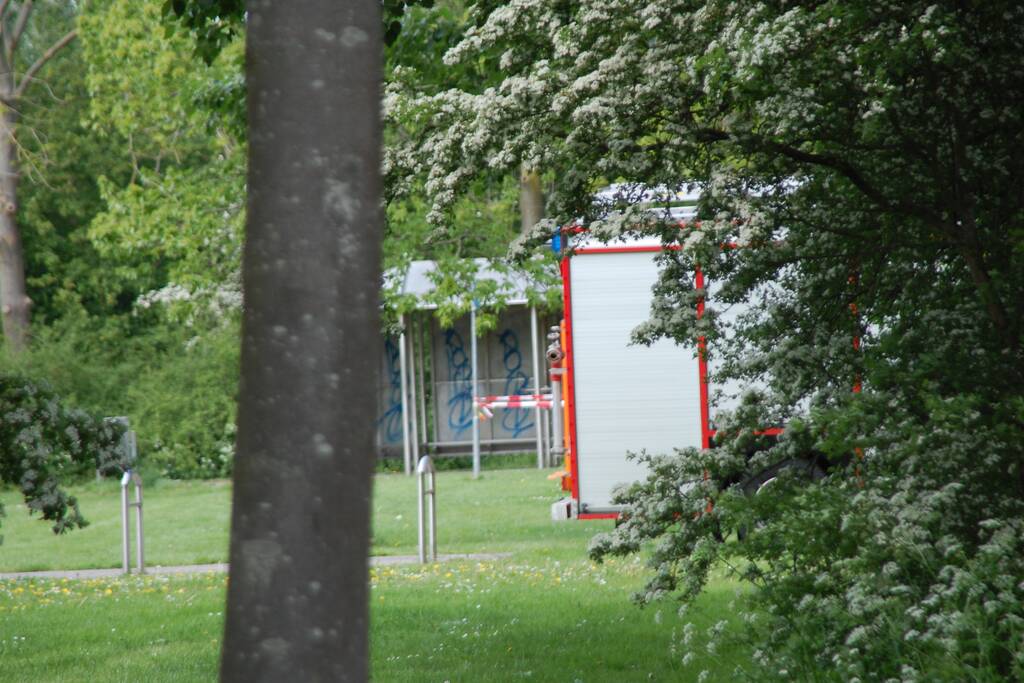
545, 188, 814, 519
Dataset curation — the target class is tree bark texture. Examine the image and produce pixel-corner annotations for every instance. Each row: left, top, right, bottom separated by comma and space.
0, 107, 29, 352
220, 2, 382, 682
519, 164, 544, 235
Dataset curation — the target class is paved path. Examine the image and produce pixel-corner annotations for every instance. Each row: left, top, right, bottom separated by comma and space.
0, 552, 512, 581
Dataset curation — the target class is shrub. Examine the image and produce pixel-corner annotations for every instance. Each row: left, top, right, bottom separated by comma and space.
1, 311, 239, 480
0, 375, 128, 534
590, 393, 1024, 682
126, 324, 238, 479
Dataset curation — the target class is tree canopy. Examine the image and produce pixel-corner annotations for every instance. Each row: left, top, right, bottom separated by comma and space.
389, 1, 1024, 679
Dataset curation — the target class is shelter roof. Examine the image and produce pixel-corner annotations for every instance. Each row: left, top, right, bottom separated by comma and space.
385, 258, 548, 310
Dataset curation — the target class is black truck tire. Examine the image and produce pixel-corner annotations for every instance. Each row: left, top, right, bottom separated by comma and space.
736, 457, 826, 540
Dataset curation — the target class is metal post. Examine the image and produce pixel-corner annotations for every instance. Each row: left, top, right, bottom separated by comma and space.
416, 316, 429, 448
539, 317, 551, 467
407, 317, 420, 467
121, 471, 130, 574
134, 476, 145, 574
416, 455, 437, 563
398, 314, 412, 475
470, 304, 481, 479
428, 317, 440, 448
540, 406, 550, 467
121, 470, 145, 575
530, 306, 543, 469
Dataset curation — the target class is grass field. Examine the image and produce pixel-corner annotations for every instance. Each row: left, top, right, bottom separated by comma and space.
0, 467, 748, 681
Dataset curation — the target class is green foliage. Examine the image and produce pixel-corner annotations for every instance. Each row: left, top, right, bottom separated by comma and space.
125, 323, 239, 479
17, 42, 136, 325
393, 1, 1024, 681
15, 0, 551, 490
80, 0, 246, 308
88, 152, 244, 297
82, 0, 227, 163
591, 393, 1024, 681
0, 374, 127, 536
382, 2, 559, 327
161, 0, 243, 64
161, 0, 437, 64
3, 309, 239, 481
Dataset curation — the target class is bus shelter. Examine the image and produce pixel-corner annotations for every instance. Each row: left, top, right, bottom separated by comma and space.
377, 259, 557, 474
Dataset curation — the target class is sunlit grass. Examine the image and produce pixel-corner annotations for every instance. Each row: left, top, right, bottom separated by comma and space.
0, 478, 232, 572
0, 467, 751, 681
0, 573, 223, 682
1, 466, 611, 572
0, 563, 745, 682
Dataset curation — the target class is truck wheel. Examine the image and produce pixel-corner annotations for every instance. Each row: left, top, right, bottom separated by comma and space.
736, 458, 825, 540
741, 458, 825, 496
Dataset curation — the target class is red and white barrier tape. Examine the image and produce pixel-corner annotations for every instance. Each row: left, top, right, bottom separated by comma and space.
475, 394, 553, 404
474, 394, 561, 420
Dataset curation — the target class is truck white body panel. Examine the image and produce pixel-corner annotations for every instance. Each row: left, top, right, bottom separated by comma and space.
567, 249, 704, 513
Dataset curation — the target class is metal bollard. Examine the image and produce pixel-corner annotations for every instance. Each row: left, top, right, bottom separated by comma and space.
120, 470, 145, 575
549, 368, 564, 459
416, 455, 437, 563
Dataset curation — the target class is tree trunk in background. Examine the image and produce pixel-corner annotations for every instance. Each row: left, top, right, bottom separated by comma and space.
0, 108, 29, 352
220, 2, 382, 681
519, 164, 544, 235
0, 5, 79, 353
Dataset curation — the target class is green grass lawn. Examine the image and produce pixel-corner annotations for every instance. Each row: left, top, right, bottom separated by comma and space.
1, 467, 622, 571
0, 478, 232, 572
0, 467, 748, 681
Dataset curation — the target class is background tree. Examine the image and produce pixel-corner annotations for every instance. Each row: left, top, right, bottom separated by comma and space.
219, 1, 383, 680
168, 0, 557, 333
17, 38, 132, 327
5, 0, 254, 481
0, 1, 82, 351
389, 1, 1024, 680
81, 0, 245, 309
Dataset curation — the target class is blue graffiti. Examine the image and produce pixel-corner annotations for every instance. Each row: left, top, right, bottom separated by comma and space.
444, 329, 474, 437
499, 329, 535, 437
377, 338, 404, 443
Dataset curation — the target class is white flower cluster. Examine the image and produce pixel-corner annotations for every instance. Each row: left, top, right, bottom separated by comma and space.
389, 2, 1024, 678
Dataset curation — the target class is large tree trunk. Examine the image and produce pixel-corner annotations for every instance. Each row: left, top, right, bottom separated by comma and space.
0, 108, 29, 352
519, 164, 544, 235
220, 2, 382, 681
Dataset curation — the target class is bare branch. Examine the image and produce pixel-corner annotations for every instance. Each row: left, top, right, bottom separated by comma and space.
763, 140, 948, 229
693, 124, 1021, 353
7, 0, 32, 64
690, 125, 948, 230
13, 29, 75, 100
